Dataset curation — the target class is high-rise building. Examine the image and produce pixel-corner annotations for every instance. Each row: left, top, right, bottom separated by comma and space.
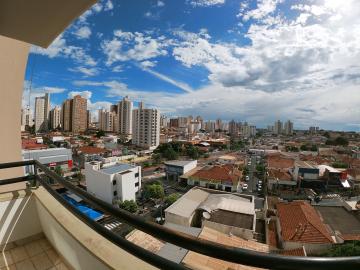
160, 115, 169, 128
21, 106, 33, 131
132, 102, 160, 150
98, 109, 117, 132
283, 120, 294, 135
169, 118, 179, 128
274, 120, 283, 135
87, 110, 92, 129
61, 99, 72, 132
228, 120, 238, 136
61, 95, 87, 133
118, 96, 133, 137
215, 118, 222, 130
34, 93, 50, 132
178, 117, 188, 128
205, 120, 215, 133
309, 126, 319, 134
49, 106, 61, 130
71, 95, 87, 133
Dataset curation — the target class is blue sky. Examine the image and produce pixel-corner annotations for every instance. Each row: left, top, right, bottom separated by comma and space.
24, 0, 360, 131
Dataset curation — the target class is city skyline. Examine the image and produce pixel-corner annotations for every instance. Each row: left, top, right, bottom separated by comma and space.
22, 0, 360, 131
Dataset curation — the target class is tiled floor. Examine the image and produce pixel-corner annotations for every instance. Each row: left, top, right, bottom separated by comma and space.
0, 237, 69, 270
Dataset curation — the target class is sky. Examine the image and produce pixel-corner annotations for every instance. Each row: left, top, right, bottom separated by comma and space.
23, 0, 360, 131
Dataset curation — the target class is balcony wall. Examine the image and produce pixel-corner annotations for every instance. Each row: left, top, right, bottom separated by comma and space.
0, 186, 157, 270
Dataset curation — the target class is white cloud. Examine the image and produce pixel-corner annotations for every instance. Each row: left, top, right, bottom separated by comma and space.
141, 67, 194, 93
74, 26, 92, 39
68, 90, 92, 99
157, 1, 165, 7
101, 30, 171, 65
189, 0, 225, 7
112, 65, 123, 72
140, 60, 157, 68
104, 0, 114, 11
31, 34, 97, 67
68, 66, 99, 77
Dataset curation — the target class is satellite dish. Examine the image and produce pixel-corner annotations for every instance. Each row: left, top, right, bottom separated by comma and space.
202, 212, 211, 220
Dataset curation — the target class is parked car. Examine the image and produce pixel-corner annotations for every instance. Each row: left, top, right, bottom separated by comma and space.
245, 175, 250, 181
242, 183, 248, 191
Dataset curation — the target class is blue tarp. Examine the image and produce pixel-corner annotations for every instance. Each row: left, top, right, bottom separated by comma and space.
62, 194, 104, 221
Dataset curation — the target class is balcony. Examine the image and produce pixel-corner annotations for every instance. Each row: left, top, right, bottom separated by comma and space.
0, 160, 359, 270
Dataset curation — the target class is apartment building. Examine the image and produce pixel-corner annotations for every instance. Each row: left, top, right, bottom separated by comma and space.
34, 93, 50, 132
21, 106, 33, 131
132, 102, 160, 150
85, 161, 141, 204
61, 98, 72, 131
49, 106, 61, 130
71, 95, 87, 133
118, 96, 133, 137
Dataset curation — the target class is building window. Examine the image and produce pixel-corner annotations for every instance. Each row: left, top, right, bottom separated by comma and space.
113, 180, 116, 185
113, 191, 117, 196
135, 182, 139, 187
135, 172, 139, 178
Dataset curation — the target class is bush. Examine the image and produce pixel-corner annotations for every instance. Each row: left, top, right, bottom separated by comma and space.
165, 193, 181, 205
118, 200, 138, 213
326, 136, 349, 146
144, 183, 164, 199
322, 241, 360, 257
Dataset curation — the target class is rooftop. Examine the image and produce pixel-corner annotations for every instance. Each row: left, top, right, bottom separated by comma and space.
276, 201, 334, 244
190, 164, 241, 184
78, 146, 107, 155
100, 163, 136, 174
267, 169, 293, 181
182, 226, 269, 270
294, 160, 318, 169
267, 155, 294, 169
164, 160, 196, 167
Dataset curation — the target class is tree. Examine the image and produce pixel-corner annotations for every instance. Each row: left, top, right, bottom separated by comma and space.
326, 136, 349, 146
152, 153, 162, 164
300, 144, 308, 151
164, 147, 179, 160
186, 145, 200, 159
95, 130, 105, 138
144, 183, 165, 199
322, 241, 360, 257
118, 200, 138, 213
165, 193, 181, 205
54, 166, 63, 176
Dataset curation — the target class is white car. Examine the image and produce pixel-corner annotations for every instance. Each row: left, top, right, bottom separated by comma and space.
258, 180, 263, 185
242, 183, 248, 190
245, 176, 250, 181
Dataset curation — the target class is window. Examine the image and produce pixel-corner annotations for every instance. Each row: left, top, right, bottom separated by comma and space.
135, 172, 139, 178
113, 191, 117, 196
113, 180, 116, 185
135, 182, 139, 187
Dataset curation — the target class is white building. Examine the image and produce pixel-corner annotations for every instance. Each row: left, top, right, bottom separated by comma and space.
132, 102, 160, 150
34, 93, 50, 132
21, 106, 33, 131
118, 96, 133, 137
164, 160, 198, 182
50, 106, 61, 130
274, 120, 283, 135
98, 109, 116, 132
283, 120, 293, 135
85, 161, 141, 204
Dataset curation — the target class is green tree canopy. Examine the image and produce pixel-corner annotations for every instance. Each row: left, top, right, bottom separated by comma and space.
322, 241, 360, 257
165, 193, 181, 205
144, 183, 165, 199
118, 200, 138, 213
95, 130, 105, 138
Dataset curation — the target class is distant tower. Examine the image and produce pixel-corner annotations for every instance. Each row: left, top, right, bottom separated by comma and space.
34, 93, 50, 132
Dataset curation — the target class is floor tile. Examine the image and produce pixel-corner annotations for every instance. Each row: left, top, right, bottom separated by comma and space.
16, 259, 35, 270
10, 247, 28, 263
55, 263, 69, 270
0, 251, 13, 268
30, 253, 53, 270
45, 249, 61, 266
24, 242, 43, 257
36, 239, 52, 251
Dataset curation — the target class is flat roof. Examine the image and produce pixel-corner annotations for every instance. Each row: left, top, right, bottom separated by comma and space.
100, 163, 136, 174
295, 160, 318, 169
164, 160, 196, 167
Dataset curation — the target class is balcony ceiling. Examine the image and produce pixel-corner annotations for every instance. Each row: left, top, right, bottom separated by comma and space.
0, 0, 97, 47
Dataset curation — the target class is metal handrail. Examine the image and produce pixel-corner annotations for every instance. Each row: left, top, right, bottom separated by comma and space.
1, 160, 359, 270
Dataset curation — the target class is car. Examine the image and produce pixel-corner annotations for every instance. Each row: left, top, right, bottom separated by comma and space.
258, 180, 263, 185
257, 186, 262, 191
242, 183, 248, 190
245, 176, 250, 181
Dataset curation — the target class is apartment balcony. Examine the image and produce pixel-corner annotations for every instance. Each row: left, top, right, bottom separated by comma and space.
0, 160, 359, 270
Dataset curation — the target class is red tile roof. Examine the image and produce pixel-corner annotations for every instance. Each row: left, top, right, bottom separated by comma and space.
22, 139, 47, 150
276, 201, 334, 244
267, 155, 294, 169
78, 146, 107, 155
277, 248, 306, 257
190, 164, 241, 184
267, 169, 293, 181
341, 234, 360, 241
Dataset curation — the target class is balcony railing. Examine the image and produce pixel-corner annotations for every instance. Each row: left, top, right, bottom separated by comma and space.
0, 160, 359, 270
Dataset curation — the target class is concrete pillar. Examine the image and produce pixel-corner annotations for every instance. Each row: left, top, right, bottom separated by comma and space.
0, 35, 30, 181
